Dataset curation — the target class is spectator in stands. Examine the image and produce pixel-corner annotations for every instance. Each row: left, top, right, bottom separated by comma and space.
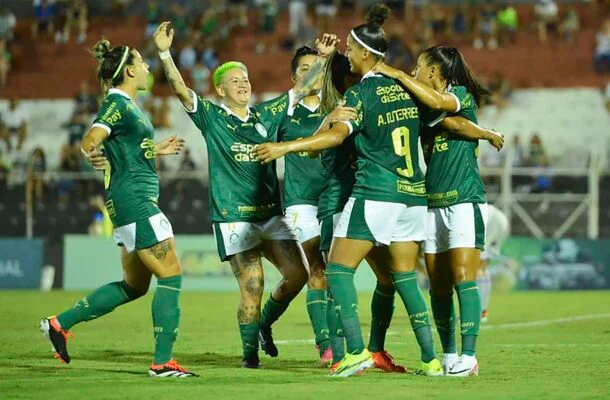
288, 0, 306, 46
169, 2, 190, 39
534, 0, 558, 45
531, 154, 552, 193
88, 195, 112, 237
180, 148, 196, 171
228, 0, 248, 29
427, 3, 449, 40
0, 148, 9, 200
57, 143, 78, 205
594, 19, 610, 74
28, 147, 46, 205
497, 2, 518, 46
451, 4, 469, 38
316, 0, 338, 35
178, 39, 197, 70
386, 26, 415, 72
559, 7, 580, 44
0, 38, 10, 88
58, 0, 88, 45
31, 0, 56, 41
256, 0, 279, 54
474, 3, 499, 50
153, 98, 171, 129
1, 98, 28, 151
293, 9, 318, 50
512, 135, 526, 167
64, 109, 88, 145
191, 61, 210, 95
0, 6, 16, 42
74, 81, 97, 114
529, 133, 547, 164
483, 72, 512, 109
145, 0, 162, 37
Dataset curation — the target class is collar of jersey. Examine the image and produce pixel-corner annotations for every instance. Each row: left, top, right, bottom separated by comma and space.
287, 89, 321, 116
108, 88, 132, 100
220, 104, 251, 123
361, 71, 383, 82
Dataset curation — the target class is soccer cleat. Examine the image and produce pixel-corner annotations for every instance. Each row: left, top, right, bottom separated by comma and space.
148, 359, 198, 378
371, 350, 407, 373
242, 354, 261, 369
259, 327, 278, 357
39, 316, 71, 364
481, 310, 489, 323
329, 349, 374, 378
442, 353, 460, 374
446, 355, 479, 377
319, 347, 333, 368
415, 358, 444, 377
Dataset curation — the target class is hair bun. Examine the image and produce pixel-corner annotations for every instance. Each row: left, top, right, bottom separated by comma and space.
366, 4, 391, 27
92, 39, 112, 63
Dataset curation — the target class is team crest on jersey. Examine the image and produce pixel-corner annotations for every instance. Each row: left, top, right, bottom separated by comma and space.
255, 123, 268, 138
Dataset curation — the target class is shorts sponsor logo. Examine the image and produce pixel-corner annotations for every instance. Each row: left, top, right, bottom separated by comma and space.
229, 233, 240, 245
294, 227, 303, 239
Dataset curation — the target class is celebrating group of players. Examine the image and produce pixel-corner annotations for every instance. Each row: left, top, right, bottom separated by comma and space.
39, 4, 505, 379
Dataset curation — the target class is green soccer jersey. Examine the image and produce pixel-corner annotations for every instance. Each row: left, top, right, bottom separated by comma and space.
421, 85, 486, 208
92, 89, 160, 227
279, 97, 325, 208
343, 72, 427, 206
317, 137, 357, 220
185, 90, 289, 222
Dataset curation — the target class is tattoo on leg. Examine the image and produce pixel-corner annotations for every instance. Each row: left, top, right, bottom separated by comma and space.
237, 303, 260, 324
147, 241, 171, 260
244, 276, 264, 297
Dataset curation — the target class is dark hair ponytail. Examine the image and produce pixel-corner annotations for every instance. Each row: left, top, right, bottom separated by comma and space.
422, 45, 490, 107
351, 4, 391, 58
92, 39, 134, 95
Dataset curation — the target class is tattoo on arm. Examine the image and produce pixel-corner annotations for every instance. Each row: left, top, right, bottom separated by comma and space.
161, 56, 193, 110
292, 56, 326, 103
147, 240, 172, 260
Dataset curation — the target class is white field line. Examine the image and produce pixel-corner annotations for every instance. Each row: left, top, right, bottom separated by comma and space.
275, 313, 610, 345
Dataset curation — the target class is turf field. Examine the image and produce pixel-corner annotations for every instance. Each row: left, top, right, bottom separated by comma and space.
1, 290, 609, 399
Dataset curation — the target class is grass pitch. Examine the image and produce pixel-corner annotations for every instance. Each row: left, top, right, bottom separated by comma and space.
1, 290, 609, 399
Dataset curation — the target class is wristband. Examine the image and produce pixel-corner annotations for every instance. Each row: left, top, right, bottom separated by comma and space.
158, 50, 171, 60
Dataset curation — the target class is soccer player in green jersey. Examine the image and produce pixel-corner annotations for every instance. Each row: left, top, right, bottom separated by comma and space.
280, 45, 359, 367
40, 39, 196, 378
317, 51, 407, 375
256, 5, 444, 377
154, 22, 338, 368
373, 46, 503, 377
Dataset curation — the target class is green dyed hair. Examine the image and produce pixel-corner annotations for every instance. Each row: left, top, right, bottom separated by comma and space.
213, 61, 249, 88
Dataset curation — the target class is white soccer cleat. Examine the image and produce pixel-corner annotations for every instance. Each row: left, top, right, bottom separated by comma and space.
442, 353, 459, 375
446, 355, 479, 377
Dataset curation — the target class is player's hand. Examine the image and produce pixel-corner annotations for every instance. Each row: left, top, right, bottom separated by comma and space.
155, 135, 185, 156
81, 143, 108, 170
153, 21, 174, 52
372, 62, 400, 79
254, 143, 288, 164
315, 33, 340, 58
326, 106, 357, 124
485, 129, 504, 151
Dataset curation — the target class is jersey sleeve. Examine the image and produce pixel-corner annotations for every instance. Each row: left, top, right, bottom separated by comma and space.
254, 92, 291, 141
92, 97, 124, 137
183, 89, 213, 135
339, 86, 364, 135
451, 86, 476, 117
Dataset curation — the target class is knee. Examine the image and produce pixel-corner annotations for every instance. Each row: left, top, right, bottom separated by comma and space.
240, 274, 265, 301
307, 261, 327, 289
429, 276, 454, 297
121, 280, 148, 300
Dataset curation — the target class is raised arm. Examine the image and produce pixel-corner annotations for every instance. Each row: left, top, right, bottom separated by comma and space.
291, 34, 338, 103
255, 123, 350, 164
441, 116, 504, 151
154, 21, 193, 110
373, 63, 460, 112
